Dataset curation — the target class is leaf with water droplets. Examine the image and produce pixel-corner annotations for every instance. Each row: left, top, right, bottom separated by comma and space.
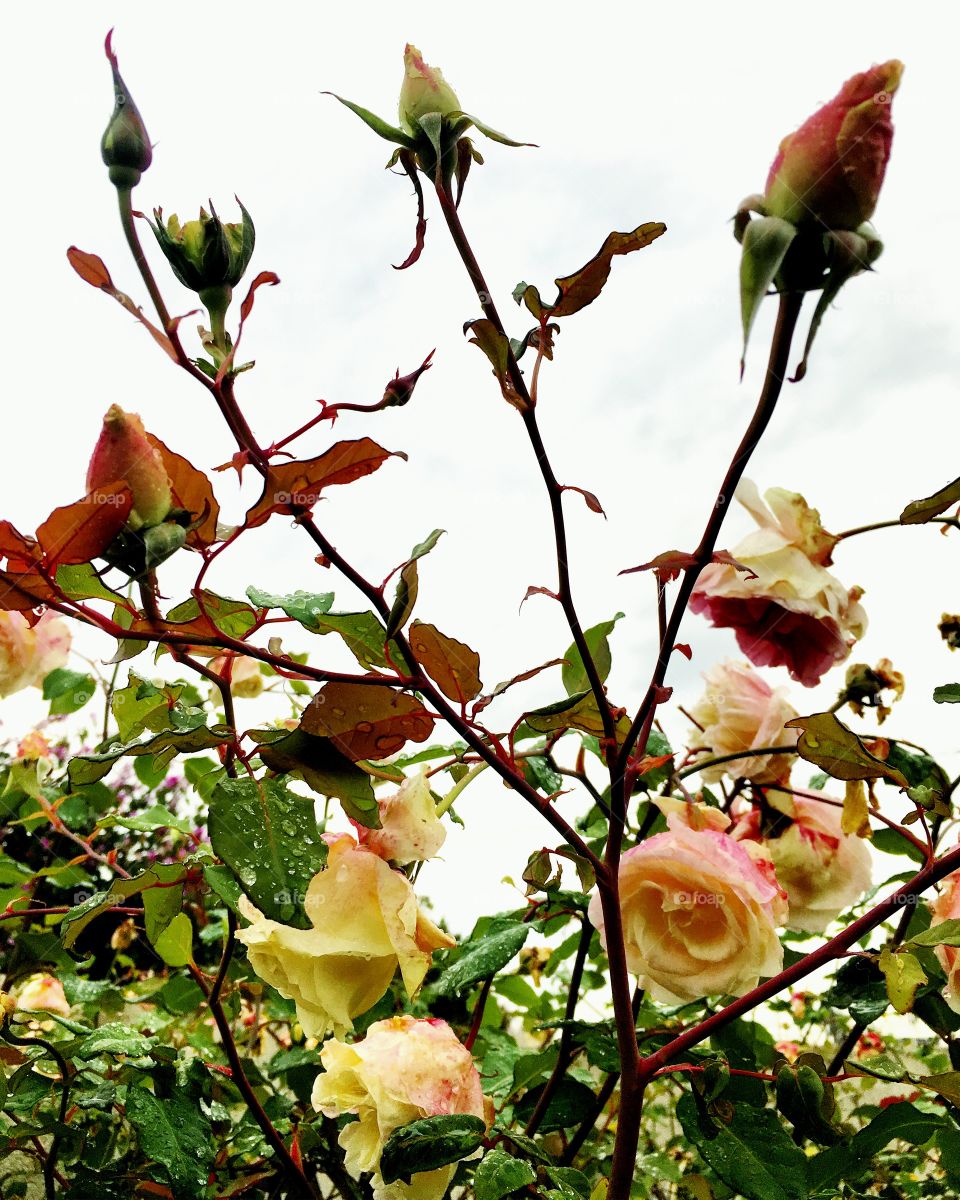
408, 620, 482, 702
300, 682, 434, 761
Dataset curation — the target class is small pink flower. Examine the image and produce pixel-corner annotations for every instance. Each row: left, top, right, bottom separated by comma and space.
588, 817, 786, 1003
690, 481, 866, 687
688, 660, 799, 785
764, 61, 903, 230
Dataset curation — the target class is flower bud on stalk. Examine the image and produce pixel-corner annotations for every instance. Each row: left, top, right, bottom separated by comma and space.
737, 60, 902, 377
150, 203, 255, 350
86, 405, 172, 530
100, 31, 153, 189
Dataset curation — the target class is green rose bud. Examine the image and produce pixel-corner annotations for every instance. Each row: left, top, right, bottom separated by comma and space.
398, 44, 462, 135
100, 30, 153, 189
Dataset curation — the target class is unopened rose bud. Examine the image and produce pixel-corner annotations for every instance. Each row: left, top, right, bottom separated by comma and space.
100, 31, 153, 189
382, 349, 434, 407
764, 61, 903, 230
86, 405, 173, 530
398, 44, 462, 135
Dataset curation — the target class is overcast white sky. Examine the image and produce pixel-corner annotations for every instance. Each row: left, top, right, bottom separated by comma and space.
2, 2, 959, 932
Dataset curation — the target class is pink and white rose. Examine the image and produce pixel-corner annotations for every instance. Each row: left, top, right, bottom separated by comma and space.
930, 872, 960, 1013
688, 660, 799, 785
236, 836, 453, 1038
690, 481, 867, 687
16, 974, 70, 1017
356, 769, 446, 866
588, 816, 787, 1003
0, 611, 71, 698
313, 1015, 486, 1200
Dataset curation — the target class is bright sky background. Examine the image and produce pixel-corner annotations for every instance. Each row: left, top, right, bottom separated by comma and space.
2, 2, 959, 933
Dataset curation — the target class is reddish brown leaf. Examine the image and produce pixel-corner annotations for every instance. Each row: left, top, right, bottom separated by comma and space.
561, 484, 606, 517
37, 484, 133, 566
408, 620, 482, 703
67, 246, 114, 290
147, 434, 220, 549
519, 585, 561, 610
245, 438, 404, 529
0, 521, 39, 566
472, 657, 565, 716
300, 682, 434, 761
674, 643, 692, 660
635, 752, 674, 774
0, 570, 52, 610
215, 271, 281, 384
620, 550, 697, 582
393, 153, 427, 271
712, 550, 758, 579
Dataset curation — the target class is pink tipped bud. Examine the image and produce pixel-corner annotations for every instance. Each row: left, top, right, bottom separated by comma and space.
86, 405, 172, 530
398, 44, 462, 134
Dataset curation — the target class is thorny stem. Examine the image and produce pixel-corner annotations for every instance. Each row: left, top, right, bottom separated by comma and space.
189, 917, 320, 1199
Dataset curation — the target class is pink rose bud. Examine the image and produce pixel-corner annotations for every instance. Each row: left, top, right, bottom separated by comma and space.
398, 44, 462, 135
86, 405, 173, 530
764, 61, 903, 230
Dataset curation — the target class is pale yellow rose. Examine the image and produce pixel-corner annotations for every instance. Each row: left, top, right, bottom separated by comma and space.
398, 44, 462, 135
588, 817, 787, 1003
756, 796, 873, 932
313, 1015, 486, 1200
236, 836, 453, 1037
931, 871, 960, 1013
359, 769, 446, 865
16, 974, 70, 1017
210, 654, 264, 699
688, 660, 799, 785
0, 611, 71, 698
690, 481, 866, 687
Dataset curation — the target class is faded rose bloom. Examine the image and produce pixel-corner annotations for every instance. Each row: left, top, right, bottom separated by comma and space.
743, 797, 872, 932
689, 660, 799, 785
690, 481, 866, 687
236, 836, 453, 1038
764, 61, 903, 231
210, 655, 263, 699
357, 769, 446, 865
842, 658, 905, 724
652, 795, 732, 833
930, 872, 960, 1013
16, 974, 70, 1017
398, 44, 462, 135
313, 1015, 486, 1200
86, 405, 172, 530
588, 816, 786, 1003
0, 611, 71, 698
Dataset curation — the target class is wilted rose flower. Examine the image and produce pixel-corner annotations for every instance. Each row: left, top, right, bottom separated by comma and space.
16, 974, 70, 1017
690, 481, 866, 687
764, 61, 902, 231
743, 796, 872, 932
0, 611, 71, 698
86, 405, 172, 530
588, 816, 786, 1003
398, 44, 462, 135
236, 836, 453, 1037
688, 660, 799, 785
356, 769, 446, 865
930, 872, 960, 1013
210, 655, 263, 699
313, 1015, 486, 1200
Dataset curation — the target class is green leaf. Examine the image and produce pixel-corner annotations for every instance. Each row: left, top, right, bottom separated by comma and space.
806, 1102, 949, 1191
474, 1148, 537, 1200
379, 1114, 487, 1185
67, 724, 233, 785
457, 111, 532, 148
42, 668, 96, 715
255, 727, 378, 828
934, 683, 960, 704
125, 1085, 214, 1195
785, 711, 909, 788
514, 1078, 597, 1132
245, 585, 335, 629
165, 590, 258, 640
900, 475, 960, 524
910, 917, 960, 947
77, 1023, 156, 1059
61, 862, 186, 949
110, 672, 169, 740
465, 318, 522, 406
739, 216, 797, 370
308, 609, 394, 670
524, 691, 609, 738
775, 1055, 841, 1145
677, 1093, 808, 1200
561, 613, 623, 697
520, 223, 667, 320
153, 911, 193, 967
435, 919, 530, 996
97, 803, 193, 836
208, 776, 327, 926
326, 92, 416, 148
386, 559, 419, 639
879, 946, 928, 1014
55, 562, 124, 603
823, 957, 889, 1024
